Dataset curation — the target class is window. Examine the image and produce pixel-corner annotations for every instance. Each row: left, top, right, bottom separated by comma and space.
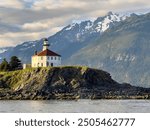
47, 62, 49, 66
47, 57, 49, 60
41, 57, 43, 60
41, 63, 43, 67
55, 57, 57, 60
51, 57, 53, 60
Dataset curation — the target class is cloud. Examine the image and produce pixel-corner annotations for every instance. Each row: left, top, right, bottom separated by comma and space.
32, 0, 87, 10
0, 0, 150, 47
31, 0, 150, 12
22, 22, 50, 31
0, 21, 21, 33
0, 31, 46, 47
0, 0, 24, 9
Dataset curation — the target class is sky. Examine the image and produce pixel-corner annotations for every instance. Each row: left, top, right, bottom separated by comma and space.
0, 0, 150, 47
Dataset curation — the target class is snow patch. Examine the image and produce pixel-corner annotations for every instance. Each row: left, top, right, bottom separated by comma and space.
101, 17, 111, 32
0, 49, 7, 53
76, 33, 81, 41
130, 56, 136, 61
116, 54, 123, 61
19, 44, 35, 51
65, 23, 77, 31
85, 22, 93, 30
115, 54, 136, 62
95, 13, 126, 33
95, 22, 102, 32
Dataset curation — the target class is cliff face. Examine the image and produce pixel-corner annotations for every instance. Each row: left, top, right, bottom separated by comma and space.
0, 66, 150, 100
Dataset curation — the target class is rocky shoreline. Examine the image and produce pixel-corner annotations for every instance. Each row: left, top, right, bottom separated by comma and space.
0, 66, 150, 100
0, 89, 150, 100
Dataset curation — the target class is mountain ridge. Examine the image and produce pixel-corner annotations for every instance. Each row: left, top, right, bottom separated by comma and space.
0, 12, 150, 87
67, 12, 150, 87
0, 11, 127, 62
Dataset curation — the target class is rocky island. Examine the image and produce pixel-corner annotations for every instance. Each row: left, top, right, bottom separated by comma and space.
0, 66, 150, 100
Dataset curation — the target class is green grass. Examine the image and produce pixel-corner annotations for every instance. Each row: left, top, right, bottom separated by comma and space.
0, 66, 90, 89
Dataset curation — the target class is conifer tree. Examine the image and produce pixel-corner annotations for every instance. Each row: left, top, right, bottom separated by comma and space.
9, 56, 22, 71
0, 59, 10, 71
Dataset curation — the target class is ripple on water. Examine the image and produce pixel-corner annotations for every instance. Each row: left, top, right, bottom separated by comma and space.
0, 100, 150, 113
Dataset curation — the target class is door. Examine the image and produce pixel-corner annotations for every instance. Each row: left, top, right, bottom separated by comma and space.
51, 63, 53, 67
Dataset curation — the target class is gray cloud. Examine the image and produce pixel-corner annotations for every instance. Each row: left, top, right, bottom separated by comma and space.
0, 0, 150, 47
0, 7, 87, 24
0, 21, 21, 33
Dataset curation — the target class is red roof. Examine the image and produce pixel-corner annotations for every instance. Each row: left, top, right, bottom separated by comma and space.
34, 49, 61, 57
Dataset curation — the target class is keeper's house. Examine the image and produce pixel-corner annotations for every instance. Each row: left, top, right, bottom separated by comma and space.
31, 38, 61, 68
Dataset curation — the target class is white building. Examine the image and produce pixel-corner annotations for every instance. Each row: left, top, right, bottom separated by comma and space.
31, 38, 61, 67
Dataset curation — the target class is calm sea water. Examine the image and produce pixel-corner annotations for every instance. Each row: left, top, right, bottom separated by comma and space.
0, 100, 150, 113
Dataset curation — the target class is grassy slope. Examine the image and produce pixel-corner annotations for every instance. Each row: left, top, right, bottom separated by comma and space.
0, 66, 89, 90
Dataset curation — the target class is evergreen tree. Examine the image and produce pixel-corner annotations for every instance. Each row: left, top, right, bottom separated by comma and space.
9, 56, 22, 71
0, 59, 10, 71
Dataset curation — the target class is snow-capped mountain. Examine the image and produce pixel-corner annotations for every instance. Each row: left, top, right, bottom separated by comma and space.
62, 12, 127, 41
68, 12, 150, 87
65, 12, 126, 33
0, 12, 126, 63
1, 12, 150, 88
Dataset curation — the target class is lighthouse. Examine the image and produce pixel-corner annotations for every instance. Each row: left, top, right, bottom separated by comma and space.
31, 38, 61, 67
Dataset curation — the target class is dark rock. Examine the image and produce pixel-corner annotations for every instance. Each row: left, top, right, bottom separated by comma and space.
0, 66, 150, 100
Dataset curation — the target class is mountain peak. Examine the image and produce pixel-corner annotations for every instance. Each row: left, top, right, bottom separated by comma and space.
107, 11, 114, 16
130, 13, 138, 17
62, 11, 126, 37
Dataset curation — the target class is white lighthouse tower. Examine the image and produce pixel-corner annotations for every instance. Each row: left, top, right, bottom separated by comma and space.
43, 38, 50, 51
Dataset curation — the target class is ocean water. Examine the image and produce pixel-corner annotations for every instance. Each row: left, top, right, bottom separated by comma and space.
0, 100, 150, 113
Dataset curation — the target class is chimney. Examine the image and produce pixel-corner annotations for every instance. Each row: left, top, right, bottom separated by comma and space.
34, 50, 37, 55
